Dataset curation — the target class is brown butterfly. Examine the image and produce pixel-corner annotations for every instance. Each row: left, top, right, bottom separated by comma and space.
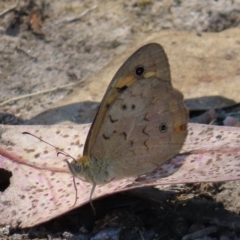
66, 43, 188, 205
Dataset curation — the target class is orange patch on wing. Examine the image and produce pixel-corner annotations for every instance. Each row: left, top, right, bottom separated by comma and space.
115, 76, 135, 88
174, 124, 187, 132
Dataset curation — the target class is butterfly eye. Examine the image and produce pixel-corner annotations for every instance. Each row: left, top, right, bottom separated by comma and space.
159, 123, 168, 133
73, 162, 82, 173
65, 160, 82, 176
135, 66, 145, 76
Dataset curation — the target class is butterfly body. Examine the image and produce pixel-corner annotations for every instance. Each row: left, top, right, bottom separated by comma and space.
67, 43, 188, 194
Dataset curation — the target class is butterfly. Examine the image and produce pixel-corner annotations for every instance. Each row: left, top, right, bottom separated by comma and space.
66, 43, 188, 204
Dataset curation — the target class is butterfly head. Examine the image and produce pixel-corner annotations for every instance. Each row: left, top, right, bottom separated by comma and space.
65, 159, 83, 177
65, 155, 95, 182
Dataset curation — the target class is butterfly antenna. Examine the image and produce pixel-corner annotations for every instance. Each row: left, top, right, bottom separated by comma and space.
90, 183, 96, 215
22, 132, 76, 160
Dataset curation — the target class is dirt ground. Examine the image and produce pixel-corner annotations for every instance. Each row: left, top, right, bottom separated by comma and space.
1, 0, 240, 239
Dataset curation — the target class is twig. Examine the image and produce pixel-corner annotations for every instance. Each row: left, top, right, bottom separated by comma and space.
138, 230, 145, 240
0, 0, 20, 18
0, 81, 83, 106
55, 5, 97, 25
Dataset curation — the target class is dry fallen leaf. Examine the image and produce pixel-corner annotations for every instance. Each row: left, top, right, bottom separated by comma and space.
0, 123, 240, 228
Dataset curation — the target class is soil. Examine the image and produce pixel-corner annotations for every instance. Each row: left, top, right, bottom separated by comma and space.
0, 0, 240, 239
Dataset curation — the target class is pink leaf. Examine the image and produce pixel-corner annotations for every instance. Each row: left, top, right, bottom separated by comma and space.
0, 123, 239, 228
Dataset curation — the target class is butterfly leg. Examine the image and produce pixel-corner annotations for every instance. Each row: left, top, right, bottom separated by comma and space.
89, 183, 97, 215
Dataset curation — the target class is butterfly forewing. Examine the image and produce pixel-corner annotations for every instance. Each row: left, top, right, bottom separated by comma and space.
84, 43, 172, 157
